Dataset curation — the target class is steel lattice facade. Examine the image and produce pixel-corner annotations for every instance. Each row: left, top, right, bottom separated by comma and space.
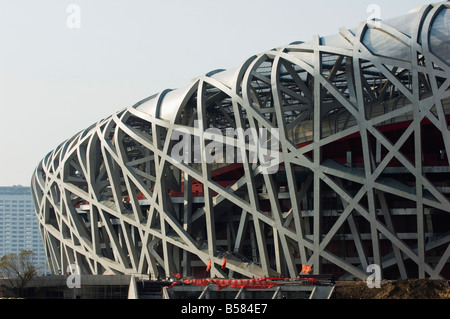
32, 2, 450, 280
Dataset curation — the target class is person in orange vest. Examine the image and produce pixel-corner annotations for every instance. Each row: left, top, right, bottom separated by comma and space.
301, 264, 312, 274
221, 256, 226, 270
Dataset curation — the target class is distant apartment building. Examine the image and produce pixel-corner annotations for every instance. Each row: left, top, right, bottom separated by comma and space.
0, 186, 47, 274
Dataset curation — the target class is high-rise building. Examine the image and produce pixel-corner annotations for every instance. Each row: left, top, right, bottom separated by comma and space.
0, 186, 47, 274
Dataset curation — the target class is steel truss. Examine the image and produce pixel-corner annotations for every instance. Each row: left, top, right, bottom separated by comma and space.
32, 2, 450, 280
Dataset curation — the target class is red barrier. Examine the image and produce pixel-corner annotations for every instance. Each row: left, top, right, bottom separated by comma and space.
167, 277, 318, 290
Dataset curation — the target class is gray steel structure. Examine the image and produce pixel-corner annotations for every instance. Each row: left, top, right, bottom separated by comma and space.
32, 2, 450, 280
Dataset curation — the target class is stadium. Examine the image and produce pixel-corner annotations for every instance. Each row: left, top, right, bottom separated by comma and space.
31, 2, 450, 281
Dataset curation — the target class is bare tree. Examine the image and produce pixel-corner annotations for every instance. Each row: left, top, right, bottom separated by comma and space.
0, 250, 38, 294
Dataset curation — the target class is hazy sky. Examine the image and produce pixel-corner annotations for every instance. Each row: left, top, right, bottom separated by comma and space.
0, 0, 435, 186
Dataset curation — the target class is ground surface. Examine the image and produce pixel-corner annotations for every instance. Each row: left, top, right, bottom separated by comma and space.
335, 279, 450, 299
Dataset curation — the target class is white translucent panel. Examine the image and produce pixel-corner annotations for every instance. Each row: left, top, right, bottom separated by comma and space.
321, 33, 354, 50
430, 8, 450, 66
158, 84, 196, 123
210, 65, 242, 89
134, 94, 159, 117
383, 12, 419, 37
136, 84, 196, 122
362, 27, 411, 61
290, 51, 315, 68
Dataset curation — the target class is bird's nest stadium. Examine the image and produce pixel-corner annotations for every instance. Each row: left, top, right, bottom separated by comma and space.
32, 2, 450, 281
